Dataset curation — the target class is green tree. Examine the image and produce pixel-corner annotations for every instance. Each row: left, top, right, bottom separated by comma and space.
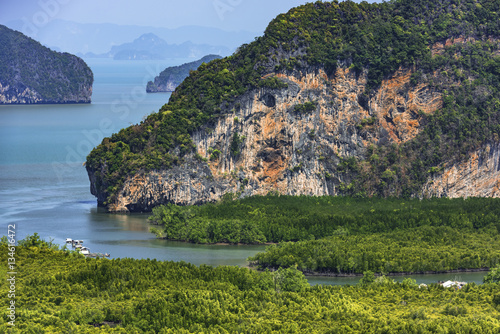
401, 277, 418, 288
359, 270, 375, 285
484, 265, 500, 283
150, 227, 165, 239
273, 265, 309, 292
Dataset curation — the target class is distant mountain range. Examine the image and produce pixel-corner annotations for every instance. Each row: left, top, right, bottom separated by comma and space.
3, 19, 257, 57
103, 34, 228, 60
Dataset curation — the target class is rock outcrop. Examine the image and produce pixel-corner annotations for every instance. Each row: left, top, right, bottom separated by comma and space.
422, 142, 500, 198
94, 66, 444, 212
0, 25, 93, 104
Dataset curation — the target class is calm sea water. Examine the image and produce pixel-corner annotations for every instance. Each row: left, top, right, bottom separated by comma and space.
0, 58, 265, 267
0, 58, 487, 285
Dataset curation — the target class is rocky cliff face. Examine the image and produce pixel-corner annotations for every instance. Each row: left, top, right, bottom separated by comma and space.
146, 79, 177, 93
0, 82, 42, 104
94, 65, 445, 212
0, 80, 93, 104
87, 1, 500, 212
422, 142, 500, 198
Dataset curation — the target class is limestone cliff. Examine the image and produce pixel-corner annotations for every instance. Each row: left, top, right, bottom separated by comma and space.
91, 66, 444, 212
86, 0, 500, 212
422, 142, 500, 198
0, 25, 93, 104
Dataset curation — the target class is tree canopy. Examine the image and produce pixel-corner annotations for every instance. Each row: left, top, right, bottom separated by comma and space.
1, 236, 499, 333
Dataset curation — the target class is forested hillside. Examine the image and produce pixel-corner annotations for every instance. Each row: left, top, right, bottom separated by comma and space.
1, 236, 499, 333
0, 25, 93, 104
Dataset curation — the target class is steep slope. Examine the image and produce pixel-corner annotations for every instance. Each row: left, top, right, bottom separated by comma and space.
147, 55, 222, 92
86, 0, 500, 212
422, 142, 500, 198
0, 25, 93, 104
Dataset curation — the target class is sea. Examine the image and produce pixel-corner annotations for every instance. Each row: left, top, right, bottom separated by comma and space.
0, 58, 487, 285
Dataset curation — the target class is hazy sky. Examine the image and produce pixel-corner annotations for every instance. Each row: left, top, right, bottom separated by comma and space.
0, 0, 379, 32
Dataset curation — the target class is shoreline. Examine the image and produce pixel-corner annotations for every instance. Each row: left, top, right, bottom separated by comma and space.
248, 266, 490, 277
300, 267, 490, 277
0, 100, 92, 105
212, 242, 276, 246
153, 236, 275, 246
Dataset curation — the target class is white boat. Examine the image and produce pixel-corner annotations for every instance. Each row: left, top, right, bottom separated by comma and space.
65, 238, 73, 243
72, 240, 83, 246
80, 247, 90, 255
75, 244, 82, 249
441, 280, 467, 288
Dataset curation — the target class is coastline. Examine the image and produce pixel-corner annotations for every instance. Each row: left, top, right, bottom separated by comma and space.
152, 236, 275, 247
153, 236, 493, 278
0, 101, 92, 105
296, 267, 491, 278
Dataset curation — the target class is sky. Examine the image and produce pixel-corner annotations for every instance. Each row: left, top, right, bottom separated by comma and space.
0, 0, 379, 33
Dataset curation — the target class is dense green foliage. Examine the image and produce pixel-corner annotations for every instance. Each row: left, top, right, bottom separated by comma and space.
150, 196, 500, 274
1, 236, 500, 333
249, 226, 500, 274
86, 0, 500, 204
0, 25, 93, 103
484, 264, 500, 283
146, 54, 221, 92
149, 203, 267, 244
149, 195, 500, 243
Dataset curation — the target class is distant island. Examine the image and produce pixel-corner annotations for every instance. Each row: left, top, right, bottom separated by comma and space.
0, 25, 93, 104
147, 55, 221, 93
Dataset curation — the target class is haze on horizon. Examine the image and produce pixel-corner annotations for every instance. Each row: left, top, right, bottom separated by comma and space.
1, 0, 379, 32
0, 0, 379, 55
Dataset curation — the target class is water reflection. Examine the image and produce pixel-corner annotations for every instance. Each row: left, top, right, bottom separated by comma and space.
88, 208, 151, 232
82, 207, 267, 266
